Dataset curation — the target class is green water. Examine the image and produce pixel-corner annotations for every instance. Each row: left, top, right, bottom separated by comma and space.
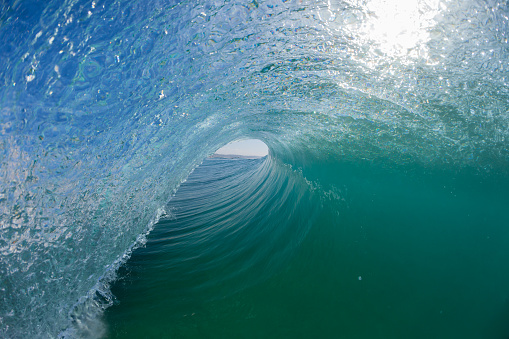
104, 157, 509, 338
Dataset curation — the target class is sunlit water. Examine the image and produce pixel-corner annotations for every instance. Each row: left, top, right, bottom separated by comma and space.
1, 0, 509, 337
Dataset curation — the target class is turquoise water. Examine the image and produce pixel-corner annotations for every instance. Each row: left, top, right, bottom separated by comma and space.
104, 155, 509, 338
1, 0, 509, 337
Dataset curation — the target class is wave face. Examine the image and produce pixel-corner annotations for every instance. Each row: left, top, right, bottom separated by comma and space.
106, 156, 509, 339
1, 0, 509, 337
105, 156, 318, 337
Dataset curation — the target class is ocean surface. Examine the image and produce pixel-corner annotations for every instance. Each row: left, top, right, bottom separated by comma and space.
1, 0, 509, 338
104, 155, 509, 339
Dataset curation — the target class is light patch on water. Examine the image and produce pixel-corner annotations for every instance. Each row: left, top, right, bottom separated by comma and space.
347, 0, 442, 60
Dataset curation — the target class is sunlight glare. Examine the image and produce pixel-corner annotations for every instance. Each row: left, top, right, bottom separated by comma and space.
360, 0, 442, 59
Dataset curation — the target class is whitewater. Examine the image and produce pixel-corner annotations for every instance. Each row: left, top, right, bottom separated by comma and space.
1, 0, 509, 337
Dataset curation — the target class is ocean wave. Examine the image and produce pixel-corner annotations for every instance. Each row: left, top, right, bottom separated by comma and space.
1, 0, 509, 337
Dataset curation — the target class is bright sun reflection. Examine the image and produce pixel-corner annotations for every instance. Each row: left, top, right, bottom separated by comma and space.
359, 0, 442, 59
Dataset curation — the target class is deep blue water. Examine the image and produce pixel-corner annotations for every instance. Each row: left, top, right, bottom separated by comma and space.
1, 0, 509, 337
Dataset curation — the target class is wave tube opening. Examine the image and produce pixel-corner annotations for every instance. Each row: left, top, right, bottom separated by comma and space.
213, 139, 269, 158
